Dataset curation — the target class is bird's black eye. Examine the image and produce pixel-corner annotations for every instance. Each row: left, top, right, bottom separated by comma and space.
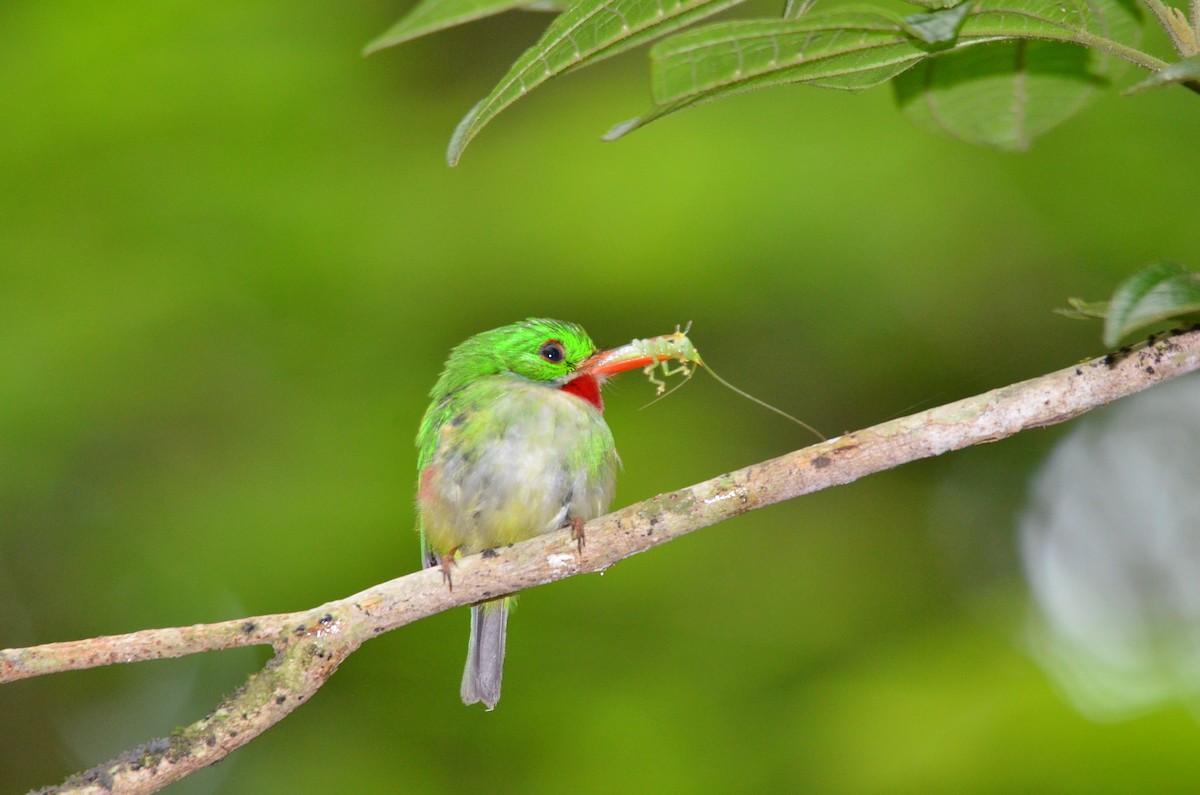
539, 340, 565, 363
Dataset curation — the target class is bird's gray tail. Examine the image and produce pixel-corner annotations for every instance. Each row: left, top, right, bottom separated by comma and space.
461, 598, 508, 710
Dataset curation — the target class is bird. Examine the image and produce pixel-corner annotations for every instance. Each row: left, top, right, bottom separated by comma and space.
416, 318, 668, 709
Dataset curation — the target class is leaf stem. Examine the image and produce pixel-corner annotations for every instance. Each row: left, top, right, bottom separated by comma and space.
1068, 28, 1170, 71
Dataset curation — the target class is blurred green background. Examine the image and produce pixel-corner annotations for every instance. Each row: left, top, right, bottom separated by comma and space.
4, 1, 1200, 792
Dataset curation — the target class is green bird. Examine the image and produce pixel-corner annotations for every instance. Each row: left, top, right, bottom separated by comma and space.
416, 318, 674, 709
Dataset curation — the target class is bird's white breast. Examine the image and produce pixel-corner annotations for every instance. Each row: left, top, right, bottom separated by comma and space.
419, 378, 618, 555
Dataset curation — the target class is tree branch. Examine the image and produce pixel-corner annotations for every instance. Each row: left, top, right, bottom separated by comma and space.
7, 327, 1200, 794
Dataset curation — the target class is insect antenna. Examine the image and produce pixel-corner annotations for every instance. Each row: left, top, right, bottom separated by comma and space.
702, 361, 826, 442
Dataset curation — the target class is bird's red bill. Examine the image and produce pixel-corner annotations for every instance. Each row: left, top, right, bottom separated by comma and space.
576, 334, 685, 379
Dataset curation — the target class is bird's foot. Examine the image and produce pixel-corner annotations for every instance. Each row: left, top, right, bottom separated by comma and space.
439, 550, 458, 591
568, 516, 586, 553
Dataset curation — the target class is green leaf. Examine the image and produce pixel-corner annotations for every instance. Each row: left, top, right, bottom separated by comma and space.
604, 0, 1142, 141
894, 41, 1105, 151
894, 0, 1142, 150
1124, 53, 1200, 94
1055, 297, 1110, 320
962, 0, 1141, 46
605, 8, 932, 139
902, 2, 973, 44
365, 0, 567, 54
905, 0, 971, 11
1103, 262, 1200, 347
782, 0, 817, 18
446, 0, 746, 165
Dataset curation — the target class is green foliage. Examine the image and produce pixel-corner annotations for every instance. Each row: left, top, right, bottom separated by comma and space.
444, 0, 748, 164
1104, 262, 1200, 345
896, 41, 1103, 151
371, 0, 1195, 162
901, 3, 973, 43
1057, 297, 1111, 321
603, 10, 933, 139
896, 0, 1143, 149
365, 0, 569, 52
1059, 262, 1200, 345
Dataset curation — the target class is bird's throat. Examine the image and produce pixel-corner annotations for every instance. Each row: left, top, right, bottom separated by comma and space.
561, 373, 603, 411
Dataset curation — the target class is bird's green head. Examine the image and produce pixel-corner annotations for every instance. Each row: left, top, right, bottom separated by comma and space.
429, 318, 597, 401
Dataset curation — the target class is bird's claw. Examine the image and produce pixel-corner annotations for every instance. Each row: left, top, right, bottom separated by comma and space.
569, 516, 586, 553
439, 551, 458, 591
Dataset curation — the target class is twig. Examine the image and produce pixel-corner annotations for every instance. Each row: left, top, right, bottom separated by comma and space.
7, 327, 1200, 794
